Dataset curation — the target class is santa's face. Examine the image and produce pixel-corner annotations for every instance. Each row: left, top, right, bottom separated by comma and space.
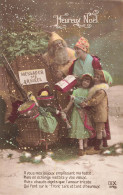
53, 40, 69, 65
54, 40, 64, 50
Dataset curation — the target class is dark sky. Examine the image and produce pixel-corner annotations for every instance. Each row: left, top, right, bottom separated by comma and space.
1, 0, 123, 34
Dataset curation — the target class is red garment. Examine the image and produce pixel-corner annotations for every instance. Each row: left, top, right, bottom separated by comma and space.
69, 56, 102, 74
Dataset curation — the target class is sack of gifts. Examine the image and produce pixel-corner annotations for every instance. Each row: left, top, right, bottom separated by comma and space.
55, 75, 77, 93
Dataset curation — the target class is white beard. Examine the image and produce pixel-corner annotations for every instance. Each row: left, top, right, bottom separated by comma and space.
54, 47, 69, 65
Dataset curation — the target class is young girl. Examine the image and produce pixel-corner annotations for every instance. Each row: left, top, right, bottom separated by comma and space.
63, 74, 95, 156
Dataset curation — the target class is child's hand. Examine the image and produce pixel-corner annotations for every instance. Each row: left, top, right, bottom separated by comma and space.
63, 108, 69, 113
74, 74, 79, 78
70, 95, 75, 101
81, 102, 88, 108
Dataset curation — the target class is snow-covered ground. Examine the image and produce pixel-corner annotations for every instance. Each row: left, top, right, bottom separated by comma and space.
0, 85, 123, 195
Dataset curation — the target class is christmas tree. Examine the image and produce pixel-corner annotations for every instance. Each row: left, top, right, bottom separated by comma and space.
0, 15, 49, 66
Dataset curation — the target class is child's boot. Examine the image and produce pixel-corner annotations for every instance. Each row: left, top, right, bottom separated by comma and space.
78, 149, 86, 156
94, 139, 102, 150
103, 137, 108, 147
86, 147, 100, 155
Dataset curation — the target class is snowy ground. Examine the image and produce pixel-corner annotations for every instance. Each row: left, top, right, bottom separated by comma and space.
0, 85, 123, 195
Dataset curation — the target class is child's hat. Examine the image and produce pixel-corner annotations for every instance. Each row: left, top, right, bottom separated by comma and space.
94, 69, 113, 85
74, 37, 90, 53
48, 32, 66, 48
81, 73, 93, 80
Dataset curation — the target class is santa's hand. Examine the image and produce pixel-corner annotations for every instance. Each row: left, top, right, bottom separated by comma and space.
56, 70, 63, 79
74, 75, 79, 78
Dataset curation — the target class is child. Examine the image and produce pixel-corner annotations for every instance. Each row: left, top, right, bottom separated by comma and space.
81, 69, 112, 152
63, 74, 95, 156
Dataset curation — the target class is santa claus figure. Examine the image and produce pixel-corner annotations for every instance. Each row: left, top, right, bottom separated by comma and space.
43, 32, 76, 82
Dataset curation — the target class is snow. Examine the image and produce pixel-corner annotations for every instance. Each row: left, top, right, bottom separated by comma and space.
0, 85, 123, 195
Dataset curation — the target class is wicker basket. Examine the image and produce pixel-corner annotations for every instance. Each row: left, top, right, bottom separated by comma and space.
16, 117, 59, 148
16, 117, 41, 147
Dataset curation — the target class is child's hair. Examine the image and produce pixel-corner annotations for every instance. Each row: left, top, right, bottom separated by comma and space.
94, 69, 113, 85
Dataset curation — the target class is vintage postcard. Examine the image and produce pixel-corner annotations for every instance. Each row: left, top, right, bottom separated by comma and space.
0, 0, 123, 195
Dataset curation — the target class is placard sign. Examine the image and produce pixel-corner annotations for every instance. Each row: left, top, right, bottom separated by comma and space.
18, 69, 48, 85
